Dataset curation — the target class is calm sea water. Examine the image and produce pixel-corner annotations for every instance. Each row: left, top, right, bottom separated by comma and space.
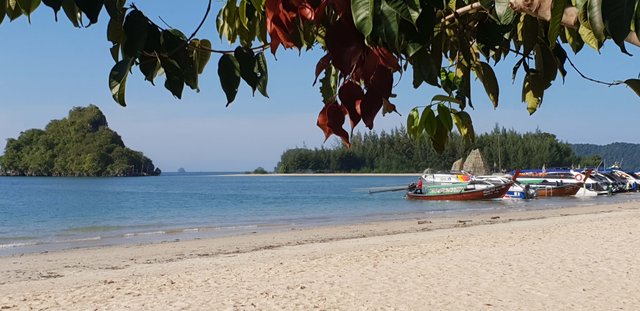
1, 173, 639, 255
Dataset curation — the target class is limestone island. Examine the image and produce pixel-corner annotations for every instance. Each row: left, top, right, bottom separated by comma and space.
0, 105, 161, 177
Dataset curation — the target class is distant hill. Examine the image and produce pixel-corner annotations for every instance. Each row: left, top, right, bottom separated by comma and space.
571, 143, 640, 170
0, 105, 161, 177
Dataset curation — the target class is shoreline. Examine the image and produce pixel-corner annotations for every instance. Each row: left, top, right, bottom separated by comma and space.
223, 173, 422, 176
4, 194, 638, 257
2, 201, 640, 309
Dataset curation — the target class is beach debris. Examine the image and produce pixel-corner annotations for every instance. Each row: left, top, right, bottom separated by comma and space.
491, 216, 500, 220
417, 220, 432, 225
457, 220, 472, 224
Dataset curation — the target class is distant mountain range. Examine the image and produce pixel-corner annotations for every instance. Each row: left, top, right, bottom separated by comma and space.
571, 143, 640, 170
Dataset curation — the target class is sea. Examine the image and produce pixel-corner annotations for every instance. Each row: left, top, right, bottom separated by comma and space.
1, 173, 639, 256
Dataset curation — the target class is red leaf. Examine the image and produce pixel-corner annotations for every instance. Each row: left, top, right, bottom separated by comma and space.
382, 98, 398, 116
314, 54, 332, 85
317, 102, 350, 147
316, 104, 332, 140
370, 65, 393, 98
338, 80, 363, 129
326, 103, 350, 147
325, 18, 365, 73
358, 66, 393, 129
360, 49, 379, 86
332, 0, 350, 16
372, 47, 400, 72
298, 3, 315, 21
313, 0, 328, 23
358, 90, 383, 129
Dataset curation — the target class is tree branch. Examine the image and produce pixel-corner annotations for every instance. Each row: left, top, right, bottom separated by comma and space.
565, 55, 623, 87
508, 0, 640, 48
443, 2, 483, 22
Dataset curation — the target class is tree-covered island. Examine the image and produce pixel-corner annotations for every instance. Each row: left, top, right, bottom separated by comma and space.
0, 105, 160, 177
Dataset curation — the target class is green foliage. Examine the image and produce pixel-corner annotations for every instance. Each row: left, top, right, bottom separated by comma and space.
275, 126, 581, 173
0, 105, 160, 177
252, 166, 268, 174
3, 0, 640, 153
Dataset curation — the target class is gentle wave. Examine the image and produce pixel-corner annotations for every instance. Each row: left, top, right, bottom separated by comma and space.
0, 241, 38, 249
123, 231, 166, 237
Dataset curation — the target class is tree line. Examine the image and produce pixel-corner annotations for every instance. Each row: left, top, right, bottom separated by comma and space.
276, 126, 593, 173
0, 105, 160, 177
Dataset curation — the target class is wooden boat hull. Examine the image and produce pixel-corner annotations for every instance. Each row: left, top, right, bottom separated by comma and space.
406, 182, 512, 201
535, 184, 581, 197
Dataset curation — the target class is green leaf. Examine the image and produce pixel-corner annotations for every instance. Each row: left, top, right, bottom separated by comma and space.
522, 72, 545, 115
238, 0, 248, 30
380, 0, 400, 52
109, 44, 119, 62
382, 0, 412, 23
578, 23, 601, 51
419, 107, 436, 137
255, 52, 269, 97
17, 0, 40, 22
517, 14, 538, 56
437, 104, 452, 131
407, 107, 420, 139
0, 0, 6, 24
122, 10, 149, 58
411, 48, 439, 88
6, 0, 24, 21
61, 0, 80, 27
319, 65, 338, 104
431, 95, 464, 106
601, 0, 635, 55
108, 58, 132, 107
159, 56, 185, 99
104, 0, 125, 19
474, 61, 500, 108
234, 46, 259, 93
564, 26, 584, 53
107, 15, 124, 45
42, 0, 62, 20
431, 116, 449, 153
139, 53, 162, 85
75, 0, 103, 25
548, 0, 569, 48
195, 39, 212, 74
452, 111, 475, 142
624, 79, 640, 97
351, 0, 373, 37
494, 0, 515, 25
218, 54, 241, 106
587, 0, 606, 45
249, 0, 263, 11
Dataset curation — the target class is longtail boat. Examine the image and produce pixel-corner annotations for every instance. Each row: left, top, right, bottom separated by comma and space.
532, 183, 582, 197
406, 181, 513, 201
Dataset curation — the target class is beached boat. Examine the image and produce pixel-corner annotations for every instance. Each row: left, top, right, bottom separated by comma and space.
476, 175, 536, 199
406, 181, 513, 201
516, 169, 609, 196
531, 183, 582, 197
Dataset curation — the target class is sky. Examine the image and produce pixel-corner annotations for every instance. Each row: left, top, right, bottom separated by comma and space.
1, 1, 639, 172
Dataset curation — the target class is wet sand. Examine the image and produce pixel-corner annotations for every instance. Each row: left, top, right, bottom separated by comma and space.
1, 201, 639, 310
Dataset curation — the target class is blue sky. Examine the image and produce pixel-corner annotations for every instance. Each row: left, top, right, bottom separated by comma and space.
1, 1, 639, 172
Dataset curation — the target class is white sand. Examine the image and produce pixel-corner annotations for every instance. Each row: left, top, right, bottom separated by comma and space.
1, 202, 639, 310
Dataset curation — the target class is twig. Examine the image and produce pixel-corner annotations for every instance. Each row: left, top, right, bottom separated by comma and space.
565, 56, 623, 87
192, 43, 270, 55
186, 0, 212, 42
442, 2, 483, 23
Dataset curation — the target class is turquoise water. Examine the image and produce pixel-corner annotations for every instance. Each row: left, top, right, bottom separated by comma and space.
1, 173, 639, 255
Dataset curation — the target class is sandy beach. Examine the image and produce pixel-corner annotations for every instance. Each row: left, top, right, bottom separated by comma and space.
1, 201, 639, 310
